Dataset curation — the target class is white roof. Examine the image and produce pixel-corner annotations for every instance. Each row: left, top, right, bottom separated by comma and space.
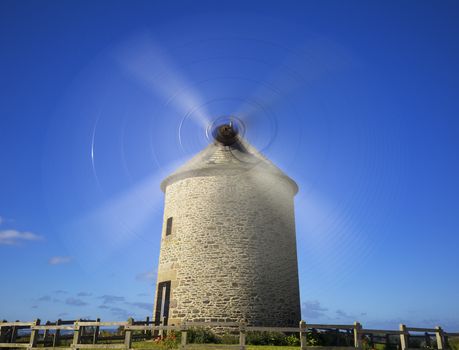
160, 138, 298, 194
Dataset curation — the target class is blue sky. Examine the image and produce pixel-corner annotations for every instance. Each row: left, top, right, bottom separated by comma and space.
0, 1, 458, 330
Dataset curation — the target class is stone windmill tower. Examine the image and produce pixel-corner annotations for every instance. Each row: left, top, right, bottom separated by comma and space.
153, 122, 300, 327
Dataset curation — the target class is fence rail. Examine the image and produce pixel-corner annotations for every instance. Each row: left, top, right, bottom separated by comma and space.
0, 318, 457, 350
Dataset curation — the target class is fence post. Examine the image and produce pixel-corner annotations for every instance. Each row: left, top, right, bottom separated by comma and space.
29, 319, 40, 349
92, 318, 100, 345
300, 320, 307, 350
43, 321, 50, 343
73, 320, 81, 349
346, 330, 352, 346
424, 332, 431, 348
435, 326, 445, 350
10, 323, 18, 343
144, 317, 150, 338
239, 320, 246, 350
180, 320, 187, 350
159, 317, 165, 338
353, 322, 362, 349
0, 321, 6, 343
399, 324, 409, 350
124, 318, 133, 350
53, 319, 62, 347
80, 319, 85, 339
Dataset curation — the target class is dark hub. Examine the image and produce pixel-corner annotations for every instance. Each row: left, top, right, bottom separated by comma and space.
213, 122, 239, 146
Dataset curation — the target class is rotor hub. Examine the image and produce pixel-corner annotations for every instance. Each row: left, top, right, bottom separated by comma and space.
214, 123, 238, 145
208, 116, 244, 146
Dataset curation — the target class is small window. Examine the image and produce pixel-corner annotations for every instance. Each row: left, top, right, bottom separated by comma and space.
165, 217, 173, 236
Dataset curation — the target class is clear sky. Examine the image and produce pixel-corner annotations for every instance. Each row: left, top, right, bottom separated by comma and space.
1, 1, 458, 330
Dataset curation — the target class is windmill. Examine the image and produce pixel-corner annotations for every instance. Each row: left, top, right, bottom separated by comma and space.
154, 117, 300, 327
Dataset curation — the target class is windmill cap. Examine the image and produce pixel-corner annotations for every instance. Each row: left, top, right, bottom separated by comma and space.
160, 136, 299, 195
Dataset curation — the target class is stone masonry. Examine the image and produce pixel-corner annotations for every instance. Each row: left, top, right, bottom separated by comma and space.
154, 134, 301, 327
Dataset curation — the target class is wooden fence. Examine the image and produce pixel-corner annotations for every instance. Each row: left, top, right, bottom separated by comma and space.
0, 318, 458, 350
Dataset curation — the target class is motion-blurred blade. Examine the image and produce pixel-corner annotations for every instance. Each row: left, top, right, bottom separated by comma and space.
114, 34, 211, 128
64, 158, 188, 268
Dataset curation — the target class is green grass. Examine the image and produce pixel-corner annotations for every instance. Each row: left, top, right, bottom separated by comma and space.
448, 337, 459, 350
247, 347, 299, 350
132, 341, 300, 349
131, 340, 162, 349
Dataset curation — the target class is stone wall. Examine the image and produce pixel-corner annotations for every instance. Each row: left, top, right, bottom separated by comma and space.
155, 170, 300, 326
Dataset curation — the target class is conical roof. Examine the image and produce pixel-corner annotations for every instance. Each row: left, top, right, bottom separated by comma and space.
160, 137, 298, 194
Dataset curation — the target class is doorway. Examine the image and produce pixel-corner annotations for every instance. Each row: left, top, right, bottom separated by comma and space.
154, 281, 171, 326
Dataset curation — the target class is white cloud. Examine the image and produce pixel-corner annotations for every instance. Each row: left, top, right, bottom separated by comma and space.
37, 295, 52, 302
125, 301, 152, 311
48, 256, 72, 265
109, 307, 130, 320
301, 300, 329, 319
65, 298, 87, 306
335, 309, 356, 320
99, 295, 125, 304
0, 230, 43, 245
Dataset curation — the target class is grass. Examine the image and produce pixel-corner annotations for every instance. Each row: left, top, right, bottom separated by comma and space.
132, 341, 300, 349
247, 347, 299, 350
449, 337, 459, 350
